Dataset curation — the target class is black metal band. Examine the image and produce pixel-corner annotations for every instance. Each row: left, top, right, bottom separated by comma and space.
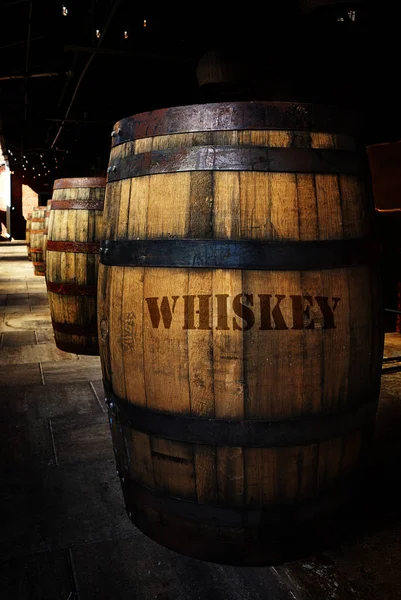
55, 340, 100, 355
104, 387, 377, 447
123, 475, 359, 529
99, 238, 375, 270
111, 102, 359, 146
107, 146, 361, 181
52, 320, 98, 336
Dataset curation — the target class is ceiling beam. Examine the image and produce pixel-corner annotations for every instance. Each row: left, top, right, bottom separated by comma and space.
64, 44, 192, 63
0, 72, 60, 81
46, 118, 112, 125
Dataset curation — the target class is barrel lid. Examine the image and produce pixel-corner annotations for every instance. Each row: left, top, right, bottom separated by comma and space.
110, 101, 361, 147
53, 177, 107, 190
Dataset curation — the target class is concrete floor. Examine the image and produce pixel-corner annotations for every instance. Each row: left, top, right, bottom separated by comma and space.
1, 242, 401, 600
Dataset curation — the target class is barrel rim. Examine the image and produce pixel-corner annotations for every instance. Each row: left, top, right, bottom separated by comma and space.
53, 177, 107, 189
111, 101, 361, 146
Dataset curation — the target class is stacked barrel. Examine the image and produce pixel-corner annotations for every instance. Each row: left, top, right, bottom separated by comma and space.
46, 177, 106, 355
30, 206, 46, 276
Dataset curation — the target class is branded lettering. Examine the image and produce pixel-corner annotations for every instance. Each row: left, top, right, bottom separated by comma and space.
315, 296, 341, 329
145, 296, 180, 329
183, 295, 212, 330
216, 294, 229, 330
145, 293, 341, 331
290, 295, 315, 329
258, 294, 289, 330
233, 294, 255, 331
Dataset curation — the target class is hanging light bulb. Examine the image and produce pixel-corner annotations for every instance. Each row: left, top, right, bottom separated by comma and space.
143, 19, 147, 27
95, 29, 101, 38
124, 30, 129, 39
62, 5, 68, 17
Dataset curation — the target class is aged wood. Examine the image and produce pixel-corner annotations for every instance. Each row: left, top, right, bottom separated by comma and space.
30, 207, 47, 276
46, 177, 106, 356
98, 101, 384, 565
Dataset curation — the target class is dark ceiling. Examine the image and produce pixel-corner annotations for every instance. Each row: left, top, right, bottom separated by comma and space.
0, 0, 399, 195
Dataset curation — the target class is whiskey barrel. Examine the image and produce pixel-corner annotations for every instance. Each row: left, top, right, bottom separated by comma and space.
196, 48, 249, 96
98, 101, 384, 565
25, 212, 33, 260
42, 199, 52, 271
30, 207, 46, 276
46, 177, 106, 355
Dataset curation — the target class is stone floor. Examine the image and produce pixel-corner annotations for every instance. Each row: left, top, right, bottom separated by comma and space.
1, 242, 401, 600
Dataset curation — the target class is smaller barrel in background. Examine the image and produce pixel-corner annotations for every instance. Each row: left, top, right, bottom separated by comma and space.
42, 199, 52, 272
30, 207, 46, 276
46, 177, 106, 355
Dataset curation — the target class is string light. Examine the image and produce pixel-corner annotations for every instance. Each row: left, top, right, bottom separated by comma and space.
124, 30, 129, 39
143, 19, 147, 27
62, 5, 68, 17
95, 29, 101, 38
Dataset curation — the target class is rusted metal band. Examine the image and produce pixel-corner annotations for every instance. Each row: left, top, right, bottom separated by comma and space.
53, 177, 107, 189
111, 102, 359, 147
31, 218, 45, 222
52, 320, 98, 335
99, 238, 375, 270
30, 229, 46, 234
47, 281, 97, 296
50, 199, 104, 210
46, 240, 100, 254
106, 147, 361, 182
30, 247, 44, 253
55, 339, 100, 355
104, 386, 378, 447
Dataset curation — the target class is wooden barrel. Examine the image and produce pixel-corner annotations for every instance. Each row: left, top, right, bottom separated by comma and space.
30, 207, 46, 276
98, 101, 384, 566
46, 177, 106, 355
42, 199, 52, 271
196, 48, 250, 97
26, 212, 33, 260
